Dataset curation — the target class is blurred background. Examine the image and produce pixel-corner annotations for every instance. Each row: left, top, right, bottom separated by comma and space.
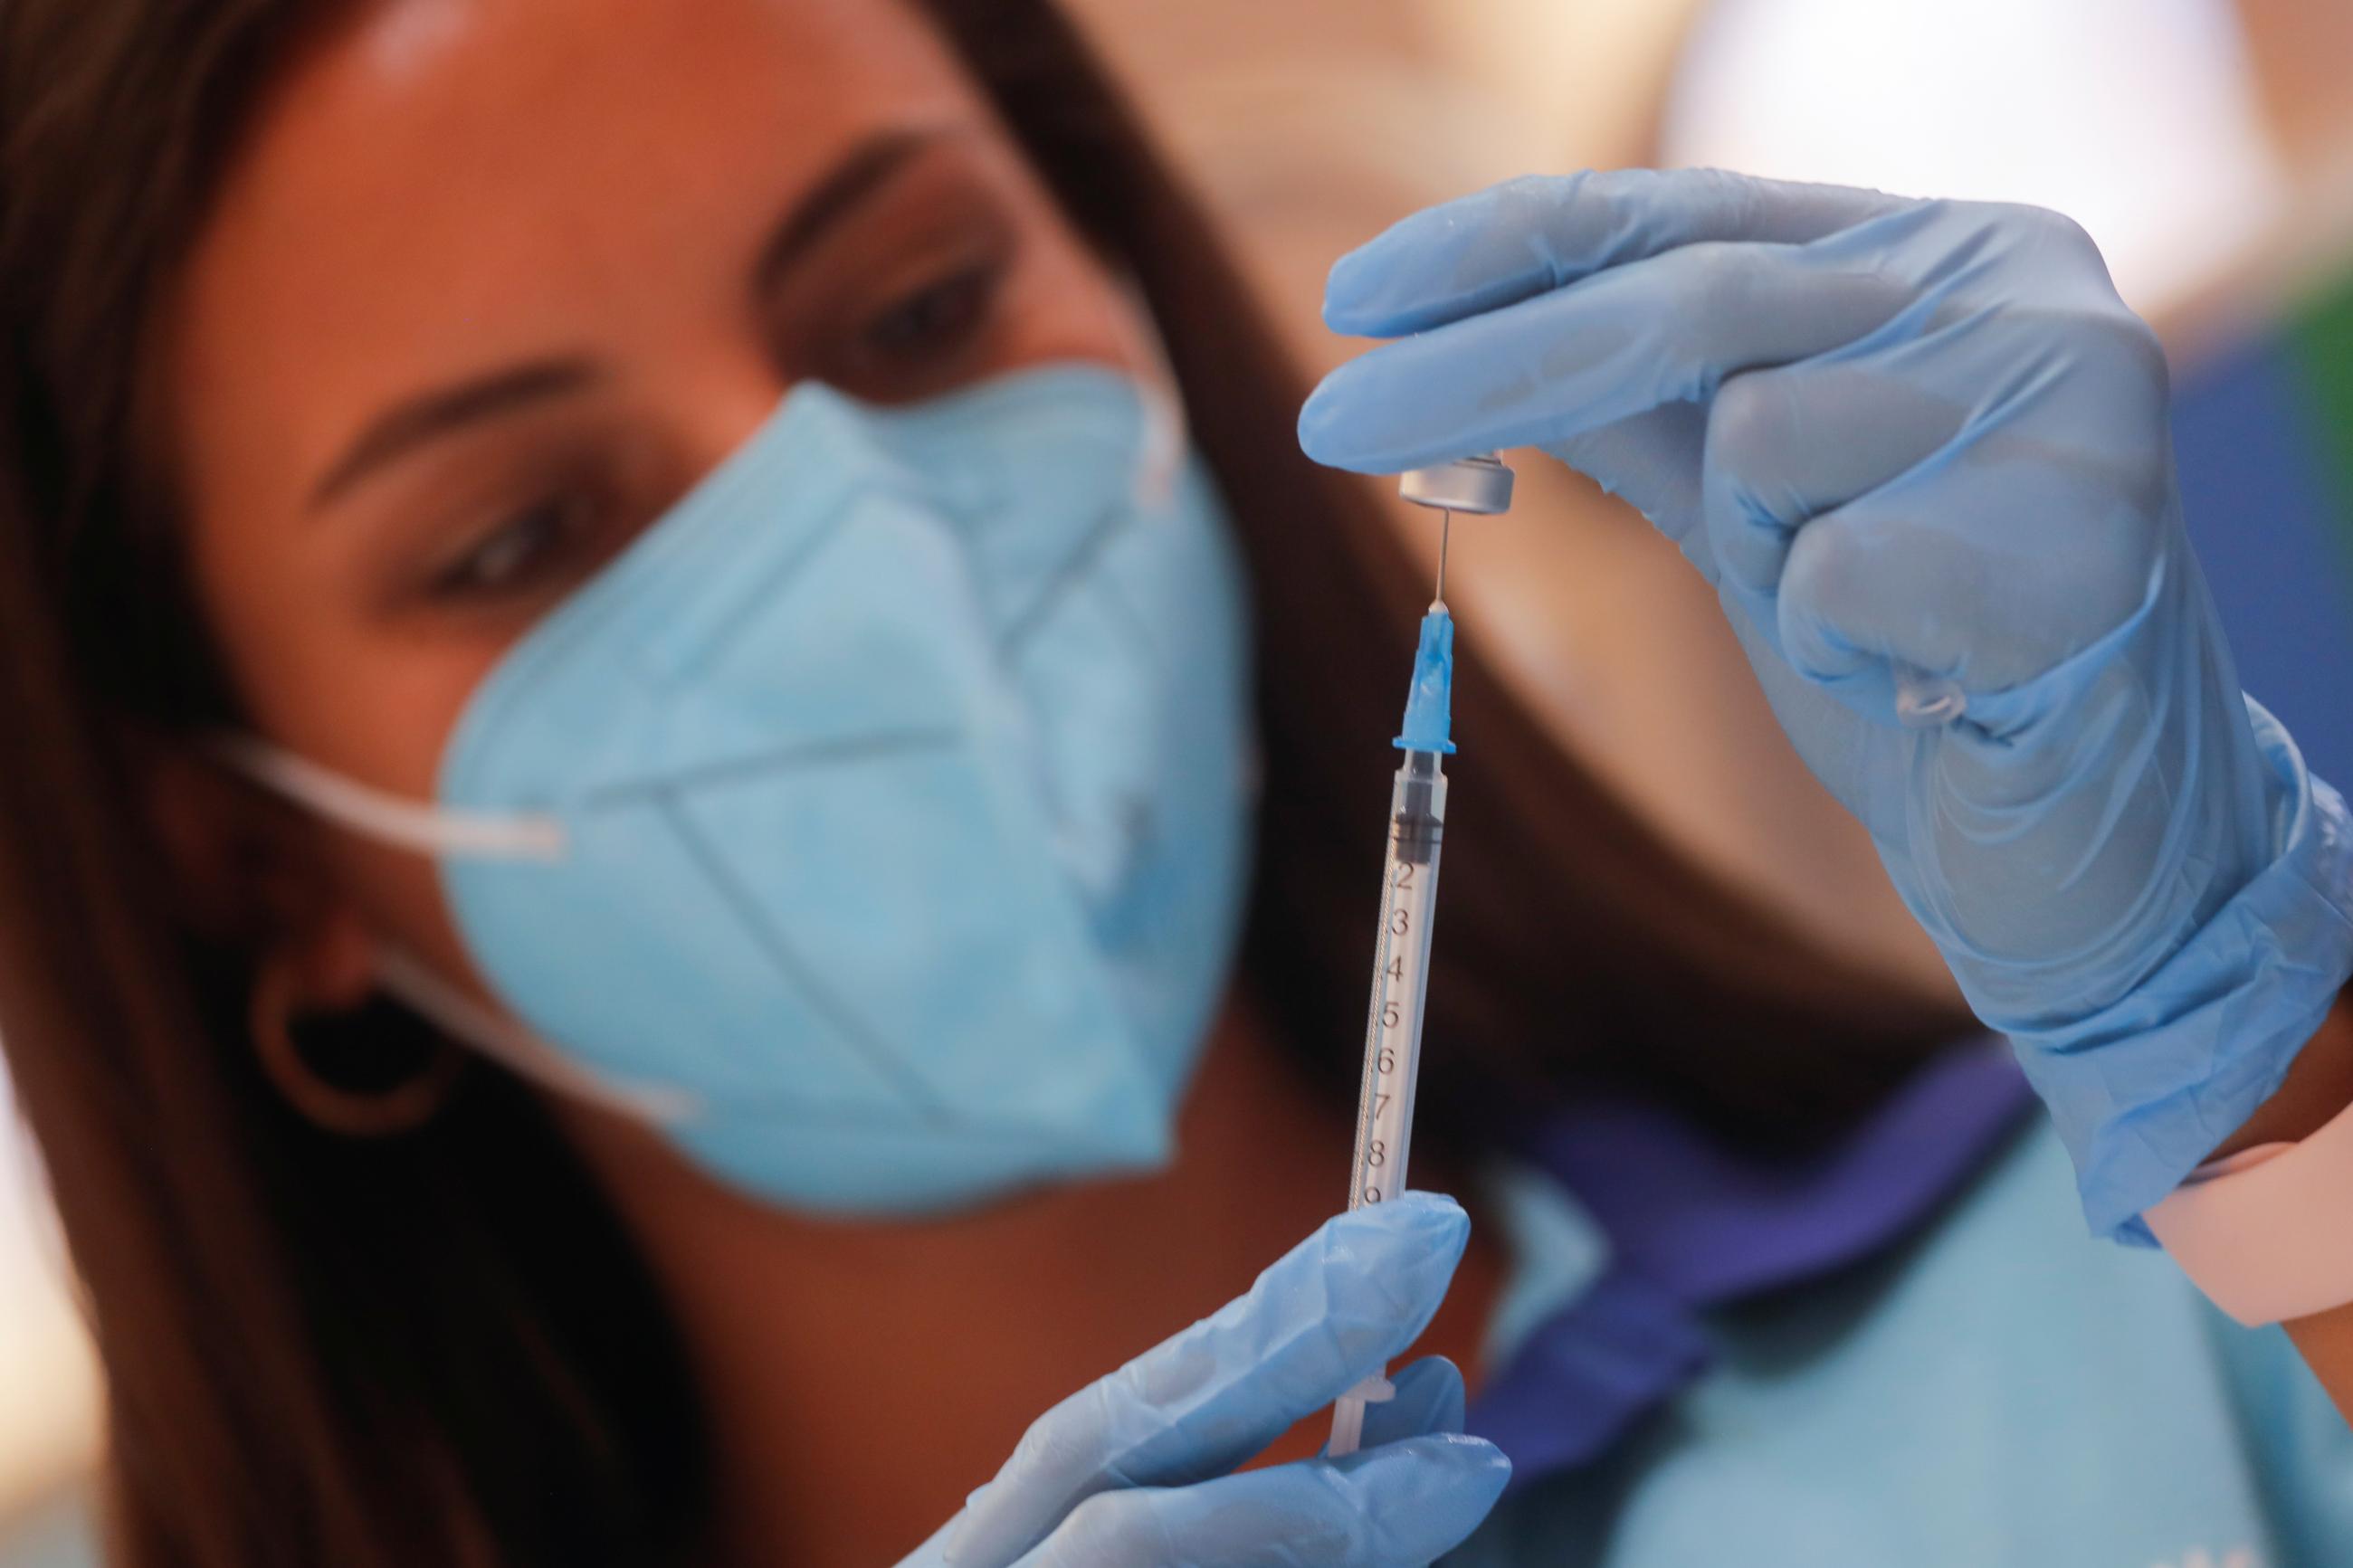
5, 0, 2350, 1560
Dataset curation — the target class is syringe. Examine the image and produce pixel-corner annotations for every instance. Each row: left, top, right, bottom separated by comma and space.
1328, 452, 1513, 1458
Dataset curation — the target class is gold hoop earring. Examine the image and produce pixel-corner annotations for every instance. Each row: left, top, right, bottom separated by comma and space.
249, 958, 463, 1137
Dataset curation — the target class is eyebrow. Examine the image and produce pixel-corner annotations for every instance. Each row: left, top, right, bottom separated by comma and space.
749, 127, 948, 299
307, 128, 953, 511
309, 358, 598, 509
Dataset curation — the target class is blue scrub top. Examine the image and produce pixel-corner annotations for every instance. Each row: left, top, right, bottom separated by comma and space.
1450, 1117, 2353, 1567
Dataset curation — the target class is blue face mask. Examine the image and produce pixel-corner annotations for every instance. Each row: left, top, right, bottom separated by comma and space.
231, 364, 1256, 1215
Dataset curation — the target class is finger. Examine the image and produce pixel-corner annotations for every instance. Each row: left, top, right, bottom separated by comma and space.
946, 1193, 1472, 1568
1011, 1436, 1511, 1568
1702, 358, 1970, 604
1772, 449, 2163, 711
1351, 1355, 1467, 1449
1707, 308, 2171, 694
1323, 167, 1907, 337
1298, 240, 1912, 477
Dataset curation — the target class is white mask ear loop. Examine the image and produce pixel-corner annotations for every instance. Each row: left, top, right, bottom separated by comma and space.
1132, 375, 1186, 512
374, 948, 699, 1126
211, 741, 687, 1124
214, 737, 566, 861
1122, 280, 1188, 511
1121, 282, 1254, 809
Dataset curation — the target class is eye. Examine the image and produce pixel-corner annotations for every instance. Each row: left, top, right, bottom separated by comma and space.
858, 261, 1003, 366
429, 491, 597, 601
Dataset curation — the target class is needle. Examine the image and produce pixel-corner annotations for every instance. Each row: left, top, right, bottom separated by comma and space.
1434, 508, 1453, 610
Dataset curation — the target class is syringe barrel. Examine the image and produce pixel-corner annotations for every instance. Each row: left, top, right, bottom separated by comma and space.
1329, 748, 1450, 1456
1347, 749, 1446, 1212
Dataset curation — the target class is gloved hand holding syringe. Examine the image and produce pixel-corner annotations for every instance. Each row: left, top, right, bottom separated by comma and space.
1327, 451, 1514, 1457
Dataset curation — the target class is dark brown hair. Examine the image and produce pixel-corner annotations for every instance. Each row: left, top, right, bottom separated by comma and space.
0, 2, 1967, 1563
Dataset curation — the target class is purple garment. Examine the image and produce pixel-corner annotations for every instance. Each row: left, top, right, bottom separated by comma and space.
1464, 1040, 2034, 1487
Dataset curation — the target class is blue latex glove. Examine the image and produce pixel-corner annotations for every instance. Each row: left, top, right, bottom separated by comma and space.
1300, 170, 2353, 1241
900, 1192, 1510, 1565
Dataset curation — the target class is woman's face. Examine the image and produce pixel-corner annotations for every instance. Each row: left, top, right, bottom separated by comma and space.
167, 0, 1149, 994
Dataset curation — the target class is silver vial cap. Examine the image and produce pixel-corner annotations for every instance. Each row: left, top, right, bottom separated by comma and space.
1398, 453, 1514, 516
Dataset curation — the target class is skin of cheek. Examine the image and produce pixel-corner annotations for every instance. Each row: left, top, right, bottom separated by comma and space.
159, 0, 1149, 1007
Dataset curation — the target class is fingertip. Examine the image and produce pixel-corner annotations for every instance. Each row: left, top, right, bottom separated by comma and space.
1331, 1429, 1508, 1472
1448, 1432, 1516, 1492
1325, 1194, 1471, 1331
1320, 175, 1581, 337
1296, 365, 1382, 473
1319, 241, 1391, 336
1410, 1192, 1473, 1262
1296, 374, 1338, 463
1461, 1435, 1516, 1513
1335, 1434, 1514, 1552
1389, 1188, 1466, 1214
1405, 1188, 1471, 1230
1319, 242, 1453, 338
1346, 1189, 1468, 1243
1403, 1432, 1515, 1506
1326, 1196, 1470, 1284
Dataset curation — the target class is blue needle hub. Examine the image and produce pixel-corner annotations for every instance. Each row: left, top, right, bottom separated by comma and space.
1393, 608, 1456, 755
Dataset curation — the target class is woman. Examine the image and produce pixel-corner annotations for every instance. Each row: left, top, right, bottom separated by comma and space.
1, 0, 2348, 1563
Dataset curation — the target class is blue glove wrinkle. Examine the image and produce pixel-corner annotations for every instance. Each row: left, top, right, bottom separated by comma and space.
1300, 168, 2353, 1241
